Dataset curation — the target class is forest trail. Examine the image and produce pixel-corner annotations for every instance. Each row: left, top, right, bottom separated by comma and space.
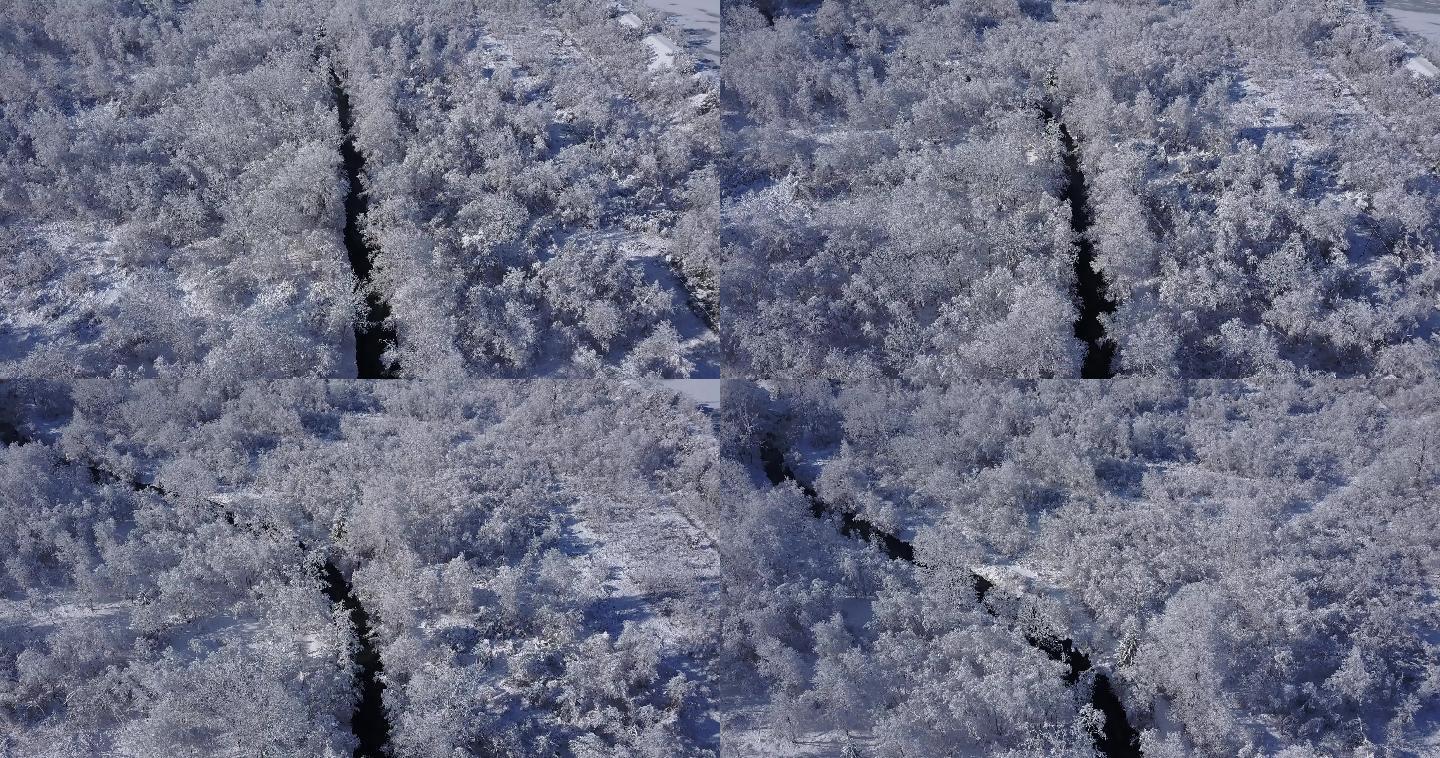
320, 561, 391, 758
1048, 111, 1118, 378
330, 68, 399, 379
759, 437, 1142, 757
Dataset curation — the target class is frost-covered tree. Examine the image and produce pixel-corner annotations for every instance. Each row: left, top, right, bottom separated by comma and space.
725, 377, 1440, 755
0, 378, 721, 755
721, 0, 1440, 379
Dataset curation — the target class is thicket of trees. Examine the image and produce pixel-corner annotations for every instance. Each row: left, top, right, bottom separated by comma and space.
1, 0, 716, 379
7, 375, 1434, 756
0, 0, 356, 379
713, 454, 1098, 757
1052, 0, 1440, 376
729, 378, 1440, 755
721, 0, 1439, 378
0, 429, 358, 755
722, 0, 1083, 380
331, 0, 718, 377
0, 379, 719, 756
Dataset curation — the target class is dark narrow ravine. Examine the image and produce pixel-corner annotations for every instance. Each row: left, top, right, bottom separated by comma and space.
1046, 108, 1118, 379
330, 68, 398, 379
320, 561, 390, 758
51, 447, 392, 758
759, 437, 1141, 757
759, 438, 914, 562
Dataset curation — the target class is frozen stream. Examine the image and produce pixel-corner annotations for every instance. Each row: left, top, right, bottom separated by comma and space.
330, 68, 399, 378
59, 448, 394, 758
1044, 107, 1118, 379
320, 561, 390, 758
760, 436, 914, 562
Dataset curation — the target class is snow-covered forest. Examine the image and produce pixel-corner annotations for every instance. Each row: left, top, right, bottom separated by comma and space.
721, 378, 1440, 756
5, 376, 1436, 756
4, 0, 1440, 755
0, 379, 720, 755
0, 0, 717, 379
722, 0, 1440, 378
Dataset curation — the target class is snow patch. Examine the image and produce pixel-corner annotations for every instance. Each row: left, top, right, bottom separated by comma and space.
642, 33, 680, 70
654, 379, 722, 406
637, 0, 719, 66
1406, 54, 1439, 77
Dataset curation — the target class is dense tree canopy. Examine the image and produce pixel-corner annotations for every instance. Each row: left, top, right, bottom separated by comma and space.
0, 0, 355, 379
0, 0, 717, 379
325, 0, 717, 377
725, 377, 1440, 755
722, 0, 1440, 379
0, 378, 720, 756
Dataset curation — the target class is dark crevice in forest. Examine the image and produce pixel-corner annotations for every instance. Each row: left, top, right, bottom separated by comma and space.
0, 421, 24, 446
1026, 633, 1141, 757
754, 1, 777, 25
668, 260, 718, 332
759, 436, 1141, 757
759, 437, 913, 561
32, 439, 393, 758
1044, 107, 1118, 379
320, 561, 391, 758
330, 67, 398, 379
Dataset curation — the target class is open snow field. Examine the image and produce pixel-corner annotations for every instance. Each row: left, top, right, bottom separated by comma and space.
1381, 0, 1440, 51
639, 0, 718, 66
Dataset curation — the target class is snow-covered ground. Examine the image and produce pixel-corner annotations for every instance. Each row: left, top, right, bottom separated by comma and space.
1375, 0, 1440, 74
0, 222, 122, 375
565, 492, 720, 734
638, 0, 718, 67
656, 379, 722, 406
615, 12, 681, 70
1380, 0, 1440, 51
1231, 67, 1369, 158
568, 228, 720, 376
0, 219, 355, 379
